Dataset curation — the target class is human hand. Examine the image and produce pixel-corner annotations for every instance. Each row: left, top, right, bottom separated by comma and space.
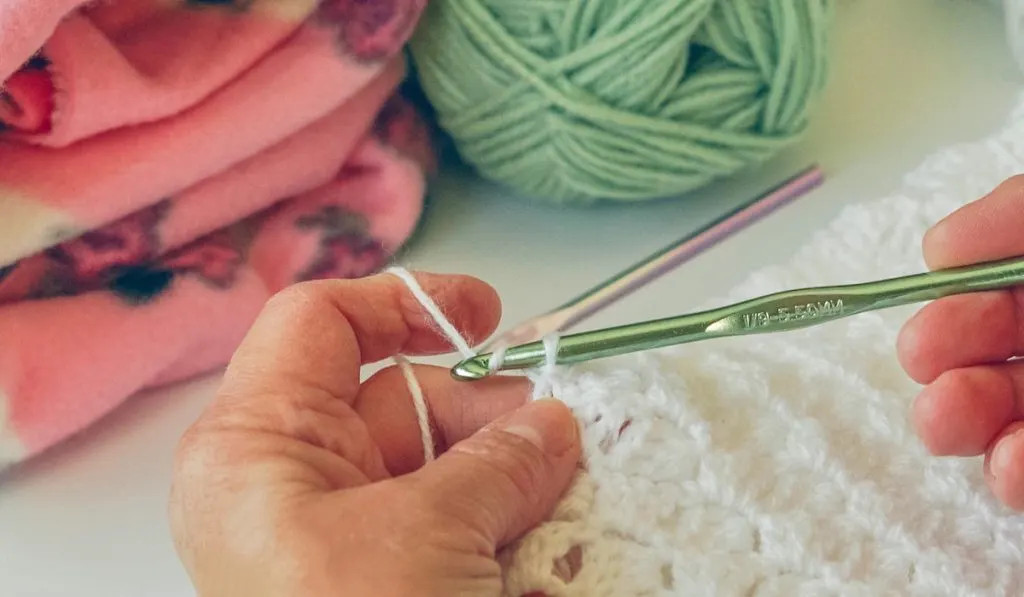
898, 175, 1024, 509
168, 272, 581, 596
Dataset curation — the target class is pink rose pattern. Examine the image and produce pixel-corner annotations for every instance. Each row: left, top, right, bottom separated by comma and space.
17, 199, 247, 304
294, 205, 390, 282
97, 228, 247, 305
316, 0, 427, 63
30, 200, 171, 300
162, 229, 245, 290
0, 53, 54, 135
32, 228, 246, 305
373, 92, 437, 173
45, 200, 170, 285
17, 202, 388, 304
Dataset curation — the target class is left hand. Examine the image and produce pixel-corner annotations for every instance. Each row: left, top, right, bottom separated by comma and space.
168, 272, 581, 596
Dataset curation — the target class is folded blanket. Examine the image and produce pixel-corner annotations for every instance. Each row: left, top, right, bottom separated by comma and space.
0, 0, 434, 469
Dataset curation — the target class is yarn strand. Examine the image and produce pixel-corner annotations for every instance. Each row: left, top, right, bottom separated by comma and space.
393, 354, 435, 462
385, 267, 561, 462
385, 266, 476, 463
386, 267, 476, 359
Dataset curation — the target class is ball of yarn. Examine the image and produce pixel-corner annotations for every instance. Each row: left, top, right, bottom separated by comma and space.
409, 0, 835, 204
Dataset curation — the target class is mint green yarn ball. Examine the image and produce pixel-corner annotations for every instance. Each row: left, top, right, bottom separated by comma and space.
409, 0, 835, 204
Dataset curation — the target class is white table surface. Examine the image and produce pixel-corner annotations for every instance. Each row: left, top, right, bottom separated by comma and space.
2, 1, 1022, 595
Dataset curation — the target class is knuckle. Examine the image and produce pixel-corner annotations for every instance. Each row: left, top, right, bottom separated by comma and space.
172, 423, 204, 467
171, 414, 250, 482
171, 423, 221, 480
168, 428, 224, 534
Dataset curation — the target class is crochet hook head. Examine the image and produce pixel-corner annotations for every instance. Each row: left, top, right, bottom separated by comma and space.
450, 256, 1024, 381
451, 356, 494, 381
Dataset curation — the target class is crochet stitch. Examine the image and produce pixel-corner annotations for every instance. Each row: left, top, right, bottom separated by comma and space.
395, 91, 1024, 595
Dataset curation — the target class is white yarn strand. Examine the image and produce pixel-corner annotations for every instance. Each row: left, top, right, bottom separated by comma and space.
384, 267, 563, 466
542, 334, 560, 371
488, 343, 508, 373
385, 267, 475, 359
531, 334, 561, 399
385, 266, 478, 464
385, 268, 477, 466
393, 353, 435, 462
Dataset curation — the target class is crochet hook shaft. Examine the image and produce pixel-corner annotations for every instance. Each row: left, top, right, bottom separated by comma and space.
451, 256, 1024, 381
480, 165, 825, 349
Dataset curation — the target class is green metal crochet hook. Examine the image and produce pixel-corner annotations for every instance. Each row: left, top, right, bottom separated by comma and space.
451, 256, 1024, 381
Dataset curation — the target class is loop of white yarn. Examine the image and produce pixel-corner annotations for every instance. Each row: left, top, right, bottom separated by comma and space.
385, 267, 562, 462
392, 354, 435, 461
532, 334, 561, 398
542, 334, 560, 370
488, 343, 508, 373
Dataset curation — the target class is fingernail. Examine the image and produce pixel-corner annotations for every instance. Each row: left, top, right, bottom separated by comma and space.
992, 430, 1024, 479
500, 398, 578, 457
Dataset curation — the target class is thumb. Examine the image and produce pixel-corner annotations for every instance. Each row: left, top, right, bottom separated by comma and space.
410, 398, 582, 550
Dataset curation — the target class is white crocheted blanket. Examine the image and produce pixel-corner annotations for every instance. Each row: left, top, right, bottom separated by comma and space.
498, 95, 1024, 596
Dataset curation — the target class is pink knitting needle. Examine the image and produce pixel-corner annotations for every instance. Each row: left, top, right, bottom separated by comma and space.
485, 165, 825, 348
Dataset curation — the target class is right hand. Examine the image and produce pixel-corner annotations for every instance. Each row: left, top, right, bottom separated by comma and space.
898, 175, 1024, 510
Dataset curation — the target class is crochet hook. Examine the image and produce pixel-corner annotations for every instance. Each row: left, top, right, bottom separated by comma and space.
479, 165, 825, 349
451, 256, 1024, 381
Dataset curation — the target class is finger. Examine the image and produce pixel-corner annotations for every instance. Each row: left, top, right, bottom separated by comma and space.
221, 271, 500, 403
355, 365, 531, 475
912, 363, 1022, 457
406, 398, 581, 550
185, 272, 500, 489
986, 421, 1024, 510
923, 175, 1024, 269
897, 291, 1024, 384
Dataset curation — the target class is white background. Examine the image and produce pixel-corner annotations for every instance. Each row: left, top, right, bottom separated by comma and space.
2, 1, 1022, 595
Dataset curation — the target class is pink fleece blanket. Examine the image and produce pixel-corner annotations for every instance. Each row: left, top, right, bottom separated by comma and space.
0, 0, 434, 469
